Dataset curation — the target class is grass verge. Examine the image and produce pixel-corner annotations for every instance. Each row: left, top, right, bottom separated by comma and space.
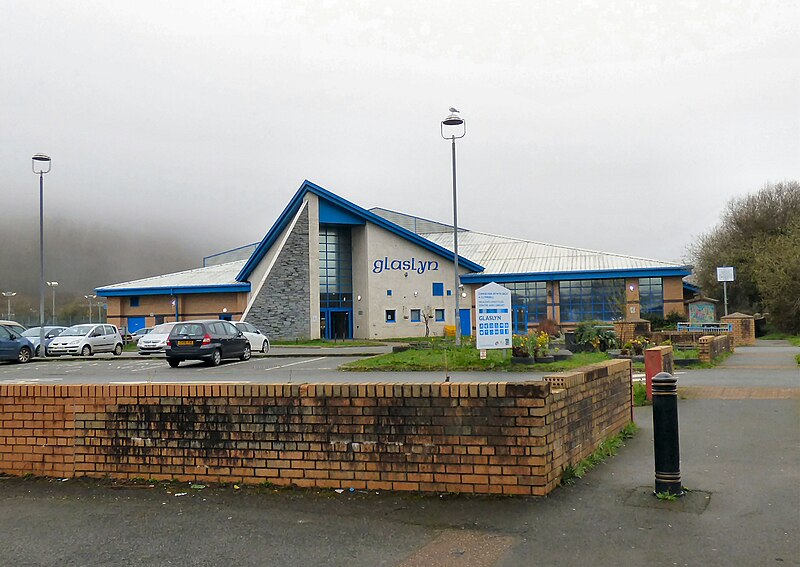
342, 348, 611, 372
560, 422, 638, 486
633, 382, 649, 406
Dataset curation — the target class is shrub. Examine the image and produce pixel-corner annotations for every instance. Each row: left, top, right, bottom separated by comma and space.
575, 321, 618, 351
537, 318, 560, 338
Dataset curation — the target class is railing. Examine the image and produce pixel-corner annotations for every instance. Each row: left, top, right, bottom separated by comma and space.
677, 322, 733, 334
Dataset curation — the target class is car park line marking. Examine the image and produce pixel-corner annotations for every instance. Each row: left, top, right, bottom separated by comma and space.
264, 357, 328, 371
1, 377, 63, 384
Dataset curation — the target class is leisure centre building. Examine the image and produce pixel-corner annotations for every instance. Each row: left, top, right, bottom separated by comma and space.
96, 180, 694, 340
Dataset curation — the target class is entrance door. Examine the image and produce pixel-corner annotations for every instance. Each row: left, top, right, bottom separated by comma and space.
127, 317, 146, 334
459, 308, 471, 336
321, 309, 352, 340
512, 306, 528, 334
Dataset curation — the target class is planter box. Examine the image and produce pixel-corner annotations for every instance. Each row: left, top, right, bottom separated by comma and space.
535, 355, 555, 363
511, 356, 534, 365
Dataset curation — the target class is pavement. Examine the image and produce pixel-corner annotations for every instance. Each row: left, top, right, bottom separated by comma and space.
0, 340, 798, 566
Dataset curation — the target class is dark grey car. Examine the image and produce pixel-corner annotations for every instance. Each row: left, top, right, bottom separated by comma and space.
165, 320, 250, 367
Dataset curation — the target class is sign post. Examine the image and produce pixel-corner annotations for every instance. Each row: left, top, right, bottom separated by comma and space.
475, 283, 512, 351
716, 267, 735, 316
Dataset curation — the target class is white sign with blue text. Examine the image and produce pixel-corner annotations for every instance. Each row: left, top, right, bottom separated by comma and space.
475, 282, 512, 350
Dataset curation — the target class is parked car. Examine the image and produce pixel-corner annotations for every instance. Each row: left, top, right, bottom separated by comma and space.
129, 327, 153, 345
165, 320, 250, 367
47, 324, 124, 356
0, 320, 27, 336
22, 326, 67, 357
233, 321, 270, 353
137, 322, 177, 355
0, 323, 34, 363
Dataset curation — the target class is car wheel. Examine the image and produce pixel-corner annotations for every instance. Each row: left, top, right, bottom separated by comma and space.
261, 340, 269, 354
113, 343, 123, 356
208, 349, 222, 366
240, 344, 251, 361
35, 345, 41, 357
17, 347, 32, 364
167, 358, 180, 368
81, 345, 92, 357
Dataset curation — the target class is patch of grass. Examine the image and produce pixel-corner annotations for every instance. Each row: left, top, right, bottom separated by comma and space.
673, 348, 699, 360
633, 382, 650, 406
560, 422, 638, 486
123, 342, 138, 352
341, 347, 611, 372
655, 491, 679, 501
795, 354, 800, 366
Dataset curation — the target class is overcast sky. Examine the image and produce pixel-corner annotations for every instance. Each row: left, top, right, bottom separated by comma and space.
2, 0, 798, 267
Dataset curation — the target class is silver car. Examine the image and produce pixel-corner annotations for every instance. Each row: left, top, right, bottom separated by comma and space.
22, 326, 67, 357
137, 322, 177, 355
48, 324, 124, 356
234, 321, 270, 353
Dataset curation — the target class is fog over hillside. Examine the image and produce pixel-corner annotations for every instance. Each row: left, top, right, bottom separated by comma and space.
0, 213, 211, 306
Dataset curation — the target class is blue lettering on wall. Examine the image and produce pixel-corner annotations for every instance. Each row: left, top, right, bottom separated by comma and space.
372, 257, 440, 275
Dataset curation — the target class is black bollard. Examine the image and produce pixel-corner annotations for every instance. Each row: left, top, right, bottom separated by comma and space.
652, 372, 684, 497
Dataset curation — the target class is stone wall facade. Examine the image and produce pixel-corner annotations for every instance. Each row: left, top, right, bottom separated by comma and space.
0, 361, 632, 497
247, 208, 311, 340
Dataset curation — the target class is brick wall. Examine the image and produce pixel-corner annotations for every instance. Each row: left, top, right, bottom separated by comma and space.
698, 334, 733, 363
721, 313, 756, 346
0, 361, 632, 496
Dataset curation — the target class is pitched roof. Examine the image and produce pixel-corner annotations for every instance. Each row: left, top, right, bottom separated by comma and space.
419, 229, 691, 282
95, 260, 249, 296
235, 180, 484, 281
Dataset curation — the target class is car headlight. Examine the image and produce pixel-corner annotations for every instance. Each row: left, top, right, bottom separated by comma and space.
68, 339, 80, 346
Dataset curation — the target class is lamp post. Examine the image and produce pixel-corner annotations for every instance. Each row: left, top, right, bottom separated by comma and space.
2, 291, 16, 319
47, 281, 58, 324
97, 301, 104, 323
33, 154, 51, 356
441, 108, 466, 346
85, 294, 96, 323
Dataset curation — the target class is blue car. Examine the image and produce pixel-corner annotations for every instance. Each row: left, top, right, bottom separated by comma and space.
0, 323, 35, 363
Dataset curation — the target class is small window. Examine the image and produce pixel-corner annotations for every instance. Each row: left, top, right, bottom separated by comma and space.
432, 283, 444, 297
386, 289, 392, 296
130, 297, 140, 307
410, 309, 421, 322
385, 309, 396, 323
435, 309, 445, 322
447, 289, 452, 296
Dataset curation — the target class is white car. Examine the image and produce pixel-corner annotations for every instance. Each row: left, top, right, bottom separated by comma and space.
234, 321, 270, 353
48, 324, 124, 356
137, 322, 177, 355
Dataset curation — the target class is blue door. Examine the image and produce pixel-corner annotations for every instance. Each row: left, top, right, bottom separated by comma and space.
127, 317, 146, 334
512, 306, 528, 334
459, 308, 471, 336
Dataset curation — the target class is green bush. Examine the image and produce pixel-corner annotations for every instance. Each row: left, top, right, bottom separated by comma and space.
574, 321, 618, 351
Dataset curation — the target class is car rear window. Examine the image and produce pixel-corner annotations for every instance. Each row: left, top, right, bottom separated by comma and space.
150, 323, 175, 334
171, 323, 206, 337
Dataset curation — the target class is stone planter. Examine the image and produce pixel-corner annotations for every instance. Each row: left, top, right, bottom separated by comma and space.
535, 355, 555, 363
552, 349, 573, 362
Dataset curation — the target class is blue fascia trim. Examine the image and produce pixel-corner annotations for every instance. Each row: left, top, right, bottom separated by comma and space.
236, 180, 485, 281
683, 282, 702, 293
461, 266, 692, 284
96, 283, 251, 297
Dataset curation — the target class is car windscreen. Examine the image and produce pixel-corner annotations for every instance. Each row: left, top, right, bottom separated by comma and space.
22, 328, 41, 337
150, 323, 175, 334
170, 323, 206, 337
60, 325, 94, 336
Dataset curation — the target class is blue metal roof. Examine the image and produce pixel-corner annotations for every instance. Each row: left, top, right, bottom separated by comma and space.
236, 180, 485, 281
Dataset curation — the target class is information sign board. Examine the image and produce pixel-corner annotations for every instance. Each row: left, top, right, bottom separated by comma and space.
716, 267, 735, 282
475, 282, 512, 350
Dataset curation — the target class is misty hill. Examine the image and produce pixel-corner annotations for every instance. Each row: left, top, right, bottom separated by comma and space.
0, 214, 209, 307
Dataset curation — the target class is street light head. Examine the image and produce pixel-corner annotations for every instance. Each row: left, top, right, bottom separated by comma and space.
2, 291, 17, 298
32, 154, 52, 174
442, 112, 464, 126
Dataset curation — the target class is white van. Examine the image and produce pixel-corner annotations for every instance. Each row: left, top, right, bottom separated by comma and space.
48, 324, 124, 356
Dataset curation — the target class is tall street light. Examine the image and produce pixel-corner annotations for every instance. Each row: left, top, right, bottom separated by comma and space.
85, 294, 96, 323
2, 291, 16, 319
441, 108, 466, 346
47, 281, 58, 324
33, 154, 51, 356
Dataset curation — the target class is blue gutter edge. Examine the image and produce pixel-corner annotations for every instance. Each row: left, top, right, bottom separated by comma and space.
461, 266, 693, 284
236, 180, 485, 282
96, 283, 251, 297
